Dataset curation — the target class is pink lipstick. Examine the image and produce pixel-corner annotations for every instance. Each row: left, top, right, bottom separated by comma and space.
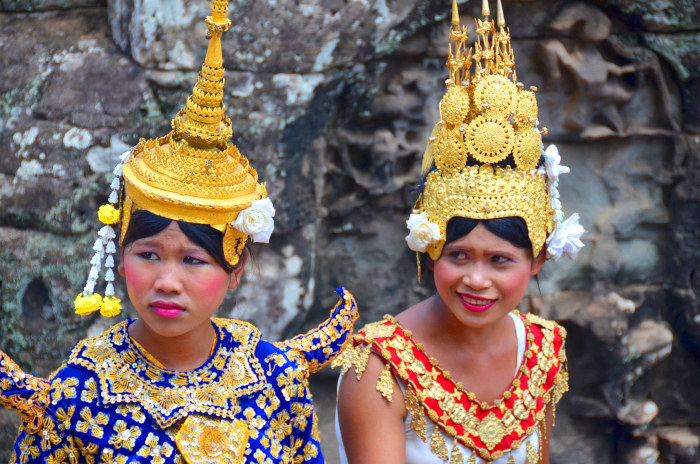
459, 293, 495, 313
150, 301, 185, 318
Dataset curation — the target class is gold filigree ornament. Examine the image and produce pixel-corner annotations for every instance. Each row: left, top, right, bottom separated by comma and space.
476, 412, 507, 451
512, 127, 542, 170
473, 74, 518, 116
441, 85, 471, 126
464, 114, 515, 164
513, 90, 538, 128
175, 415, 249, 464
435, 127, 469, 171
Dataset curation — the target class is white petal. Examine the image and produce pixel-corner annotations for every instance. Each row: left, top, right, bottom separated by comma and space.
108, 191, 119, 204
105, 283, 115, 296
105, 269, 115, 282
105, 255, 115, 268
105, 241, 116, 254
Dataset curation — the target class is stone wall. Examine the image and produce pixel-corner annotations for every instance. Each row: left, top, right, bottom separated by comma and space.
1, 0, 699, 462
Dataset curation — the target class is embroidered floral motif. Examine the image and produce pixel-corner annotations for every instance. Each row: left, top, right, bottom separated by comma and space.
256, 385, 281, 418
76, 407, 109, 439
108, 420, 141, 450
99, 449, 128, 464
115, 404, 146, 424
51, 378, 79, 404
81, 378, 99, 403
39, 416, 61, 451
136, 433, 174, 464
18, 434, 40, 464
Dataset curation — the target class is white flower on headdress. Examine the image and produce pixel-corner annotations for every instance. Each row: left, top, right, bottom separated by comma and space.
405, 212, 442, 253
233, 198, 276, 243
539, 144, 570, 185
546, 213, 586, 261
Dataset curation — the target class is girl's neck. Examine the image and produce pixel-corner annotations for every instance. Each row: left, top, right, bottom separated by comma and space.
424, 294, 513, 353
128, 318, 217, 372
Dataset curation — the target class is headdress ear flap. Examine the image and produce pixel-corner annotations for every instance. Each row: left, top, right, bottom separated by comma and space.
421, 123, 442, 177
119, 197, 133, 246
223, 224, 248, 267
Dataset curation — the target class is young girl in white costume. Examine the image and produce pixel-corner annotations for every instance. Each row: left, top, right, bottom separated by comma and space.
335, 1, 584, 463
0, 1, 357, 462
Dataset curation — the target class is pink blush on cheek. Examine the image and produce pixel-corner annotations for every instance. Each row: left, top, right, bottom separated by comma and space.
197, 273, 230, 297
123, 260, 149, 295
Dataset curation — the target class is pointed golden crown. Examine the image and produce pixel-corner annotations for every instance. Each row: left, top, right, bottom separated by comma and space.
417, 0, 553, 259
120, 0, 265, 265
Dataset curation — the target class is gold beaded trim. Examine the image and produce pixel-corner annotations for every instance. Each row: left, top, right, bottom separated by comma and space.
421, 165, 553, 258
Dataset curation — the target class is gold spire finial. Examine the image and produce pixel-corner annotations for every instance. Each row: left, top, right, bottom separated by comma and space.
497, 0, 505, 28
452, 0, 460, 26
482, 0, 490, 18
174, 0, 233, 148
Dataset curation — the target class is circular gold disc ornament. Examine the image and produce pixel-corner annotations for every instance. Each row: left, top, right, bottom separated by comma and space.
465, 115, 515, 164
440, 86, 471, 126
434, 127, 468, 171
513, 91, 538, 128
512, 127, 541, 170
473, 74, 518, 116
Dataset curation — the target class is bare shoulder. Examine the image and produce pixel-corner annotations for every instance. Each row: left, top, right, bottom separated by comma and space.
337, 352, 407, 463
338, 352, 405, 416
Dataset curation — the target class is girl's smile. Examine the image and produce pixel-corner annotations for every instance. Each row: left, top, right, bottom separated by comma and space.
458, 293, 496, 312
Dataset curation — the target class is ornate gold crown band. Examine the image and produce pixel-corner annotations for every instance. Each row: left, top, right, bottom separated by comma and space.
407, 0, 585, 265
74, 0, 275, 317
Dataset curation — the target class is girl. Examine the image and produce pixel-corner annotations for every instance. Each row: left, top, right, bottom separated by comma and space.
0, 1, 357, 462
334, 1, 584, 463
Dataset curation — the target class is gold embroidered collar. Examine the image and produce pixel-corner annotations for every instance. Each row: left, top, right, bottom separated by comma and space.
67, 318, 267, 429
340, 313, 568, 462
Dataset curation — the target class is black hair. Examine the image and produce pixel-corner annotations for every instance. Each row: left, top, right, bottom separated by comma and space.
121, 210, 239, 273
445, 216, 533, 252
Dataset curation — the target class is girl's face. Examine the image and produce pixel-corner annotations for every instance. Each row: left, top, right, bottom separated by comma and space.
118, 222, 243, 338
430, 222, 544, 329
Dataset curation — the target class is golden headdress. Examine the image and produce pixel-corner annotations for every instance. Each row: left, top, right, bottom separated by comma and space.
406, 0, 584, 265
74, 0, 274, 316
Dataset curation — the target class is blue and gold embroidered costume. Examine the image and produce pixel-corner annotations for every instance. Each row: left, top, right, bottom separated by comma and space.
1, 288, 357, 463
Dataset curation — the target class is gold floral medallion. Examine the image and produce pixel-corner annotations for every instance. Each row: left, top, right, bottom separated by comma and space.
465, 115, 515, 164
512, 128, 541, 171
435, 128, 468, 171
476, 412, 506, 450
175, 415, 249, 464
441, 85, 471, 126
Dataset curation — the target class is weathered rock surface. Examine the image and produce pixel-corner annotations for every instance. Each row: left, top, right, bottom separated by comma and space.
1, 1, 700, 463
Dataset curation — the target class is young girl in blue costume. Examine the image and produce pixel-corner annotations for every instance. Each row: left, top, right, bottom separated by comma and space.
335, 1, 584, 463
0, 1, 357, 462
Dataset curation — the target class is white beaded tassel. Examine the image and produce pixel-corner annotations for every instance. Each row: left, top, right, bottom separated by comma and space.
101, 149, 127, 298
84, 237, 104, 294
98, 226, 118, 297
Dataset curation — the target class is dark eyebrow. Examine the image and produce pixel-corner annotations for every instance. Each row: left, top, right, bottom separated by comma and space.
444, 244, 519, 257
133, 240, 162, 248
